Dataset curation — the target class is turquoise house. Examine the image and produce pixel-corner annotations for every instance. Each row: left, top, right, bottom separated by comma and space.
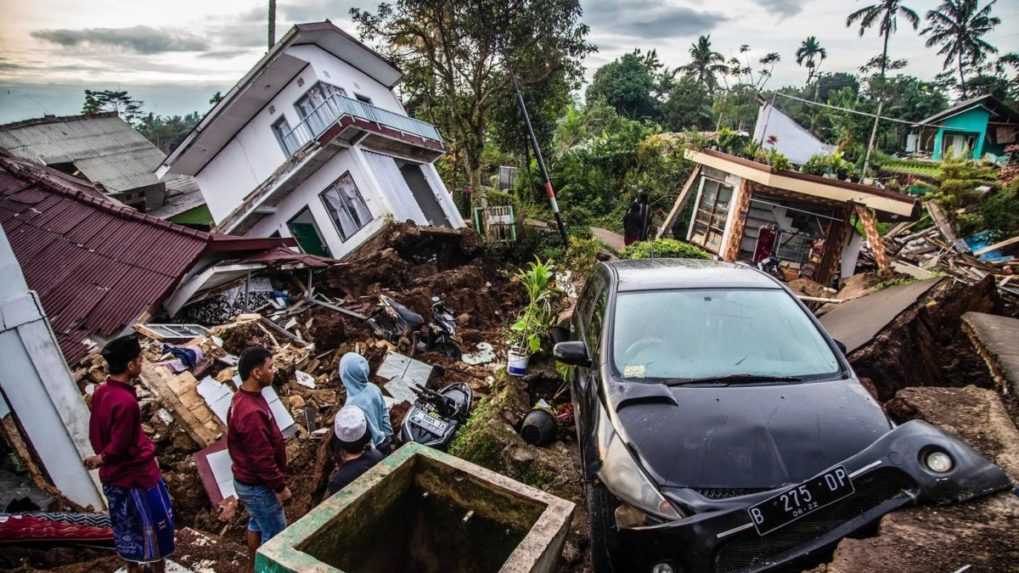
909, 94, 1019, 161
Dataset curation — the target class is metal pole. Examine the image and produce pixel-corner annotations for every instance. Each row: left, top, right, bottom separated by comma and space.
862, 99, 883, 180
511, 75, 568, 246
268, 0, 276, 50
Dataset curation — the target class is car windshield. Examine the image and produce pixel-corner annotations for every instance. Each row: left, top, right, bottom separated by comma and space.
612, 288, 840, 383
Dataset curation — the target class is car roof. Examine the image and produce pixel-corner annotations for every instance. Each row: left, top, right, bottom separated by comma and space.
605, 258, 783, 291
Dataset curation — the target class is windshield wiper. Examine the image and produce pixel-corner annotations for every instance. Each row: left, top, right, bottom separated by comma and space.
664, 374, 803, 386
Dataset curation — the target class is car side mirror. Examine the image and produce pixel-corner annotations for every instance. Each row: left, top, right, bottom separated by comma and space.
554, 341, 591, 367
834, 339, 847, 354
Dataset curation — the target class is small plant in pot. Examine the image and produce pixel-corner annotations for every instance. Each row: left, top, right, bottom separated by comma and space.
507, 258, 556, 376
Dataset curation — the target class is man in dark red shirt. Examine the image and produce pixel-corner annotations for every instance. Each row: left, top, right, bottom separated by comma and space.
228, 346, 290, 573
86, 335, 174, 572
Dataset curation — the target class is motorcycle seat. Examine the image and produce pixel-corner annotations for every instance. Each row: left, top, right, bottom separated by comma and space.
390, 299, 425, 327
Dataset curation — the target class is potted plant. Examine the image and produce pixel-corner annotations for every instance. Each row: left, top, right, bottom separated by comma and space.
507, 258, 555, 376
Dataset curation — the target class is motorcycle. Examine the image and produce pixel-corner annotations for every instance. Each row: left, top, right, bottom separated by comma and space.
400, 382, 472, 449
367, 295, 461, 358
756, 255, 783, 281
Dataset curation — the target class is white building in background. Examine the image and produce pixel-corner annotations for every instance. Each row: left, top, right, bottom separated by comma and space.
753, 101, 835, 165
157, 21, 464, 259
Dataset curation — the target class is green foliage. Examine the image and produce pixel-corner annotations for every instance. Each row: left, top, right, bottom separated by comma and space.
562, 236, 601, 276
81, 89, 144, 126
927, 158, 1000, 235
800, 150, 856, 178
979, 179, 1019, 239
586, 49, 671, 120
510, 258, 558, 353
621, 238, 710, 260
716, 128, 750, 155
351, 0, 595, 191
677, 35, 728, 92
661, 76, 713, 131
879, 158, 943, 178
137, 112, 201, 153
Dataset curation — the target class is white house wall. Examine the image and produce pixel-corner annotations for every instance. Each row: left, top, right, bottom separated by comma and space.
362, 150, 429, 223
287, 45, 407, 115
247, 147, 388, 259
195, 60, 316, 223
0, 228, 105, 509
420, 162, 466, 227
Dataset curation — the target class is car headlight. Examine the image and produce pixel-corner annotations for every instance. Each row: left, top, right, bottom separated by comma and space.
596, 409, 682, 521
923, 449, 954, 473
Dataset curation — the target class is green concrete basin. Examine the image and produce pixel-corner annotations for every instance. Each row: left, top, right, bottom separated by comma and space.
256, 442, 575, 573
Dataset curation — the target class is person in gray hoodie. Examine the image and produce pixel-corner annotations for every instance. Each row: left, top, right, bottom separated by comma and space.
339, 352, 393, 453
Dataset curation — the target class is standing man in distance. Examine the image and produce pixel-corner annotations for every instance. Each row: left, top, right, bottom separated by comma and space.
228, 346, 290, 573
87, 335, 175, 573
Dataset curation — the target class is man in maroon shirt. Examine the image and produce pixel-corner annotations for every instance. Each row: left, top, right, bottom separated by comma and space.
228, 346, 290, 572
86, 335, 174, 572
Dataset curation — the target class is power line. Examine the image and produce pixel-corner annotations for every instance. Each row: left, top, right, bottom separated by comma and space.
771, 91, 950, 128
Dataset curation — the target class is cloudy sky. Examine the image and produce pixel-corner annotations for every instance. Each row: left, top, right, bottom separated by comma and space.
1, 0, 1017, 123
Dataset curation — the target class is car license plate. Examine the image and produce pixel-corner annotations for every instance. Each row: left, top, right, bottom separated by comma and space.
747, 466, 854, 536
412, 410, 449, 436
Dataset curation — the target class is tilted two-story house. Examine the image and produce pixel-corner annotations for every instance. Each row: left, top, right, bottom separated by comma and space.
157, 21, 464, 259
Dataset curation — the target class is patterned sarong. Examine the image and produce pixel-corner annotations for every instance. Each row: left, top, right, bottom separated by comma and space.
103, 480, 175, 563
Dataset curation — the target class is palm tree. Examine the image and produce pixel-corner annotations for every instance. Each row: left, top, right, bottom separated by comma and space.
846, 1, 920, 83
796, 36, 828, 84
921, 0, 1001, 97
679, 35, 728, 93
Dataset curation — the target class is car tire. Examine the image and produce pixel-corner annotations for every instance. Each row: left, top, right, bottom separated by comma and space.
586, 479, 618, 573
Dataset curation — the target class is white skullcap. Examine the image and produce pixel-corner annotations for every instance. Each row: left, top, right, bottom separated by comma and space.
333, 406, 368, 443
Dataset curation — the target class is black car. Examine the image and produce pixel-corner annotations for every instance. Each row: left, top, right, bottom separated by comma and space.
554, 259, 1011, 573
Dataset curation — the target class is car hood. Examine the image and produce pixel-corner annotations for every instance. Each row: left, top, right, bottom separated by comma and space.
609, 379, 892, 489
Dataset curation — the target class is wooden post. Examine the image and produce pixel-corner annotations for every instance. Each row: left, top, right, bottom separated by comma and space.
722, 181, 752, 262
657, 166, 701, 239
854, 204, 891, 277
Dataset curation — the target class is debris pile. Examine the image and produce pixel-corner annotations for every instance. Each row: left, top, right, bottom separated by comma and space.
53, 222, 541, 568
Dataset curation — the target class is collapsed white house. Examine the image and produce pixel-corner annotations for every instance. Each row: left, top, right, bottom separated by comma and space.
157, 21, 465, 260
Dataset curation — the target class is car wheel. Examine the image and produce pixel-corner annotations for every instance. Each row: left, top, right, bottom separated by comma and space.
586, 479, 618, 573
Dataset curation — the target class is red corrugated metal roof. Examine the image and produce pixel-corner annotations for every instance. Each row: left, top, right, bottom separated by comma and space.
0, 153, 310, 366
0, 154, 210, 364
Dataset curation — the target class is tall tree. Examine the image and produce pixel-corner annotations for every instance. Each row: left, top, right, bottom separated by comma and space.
81, 90, 144, 126
796, 36, 828, 85
661, 76, 713, 131
586, 49, 671, 120
350, 0, 594, 194
678, 35, 727, 93
921, 0, 1001, 97
846, 0, 920, 84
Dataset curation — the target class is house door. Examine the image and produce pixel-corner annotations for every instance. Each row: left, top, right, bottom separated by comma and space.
286, 207, 330, 257
400, 162, 450, 227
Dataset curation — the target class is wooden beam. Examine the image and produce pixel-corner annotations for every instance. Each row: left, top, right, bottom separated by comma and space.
924, 200, 962, 250
855, 204, 892, 277
973, 235, 1019, 257
656, 165, 701, 239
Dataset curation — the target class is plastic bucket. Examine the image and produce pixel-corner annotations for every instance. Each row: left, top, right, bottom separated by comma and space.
506, 349, 529, 377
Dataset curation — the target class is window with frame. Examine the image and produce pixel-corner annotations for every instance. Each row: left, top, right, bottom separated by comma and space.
689, 177, 733, 253
271, 116, 295, 155
320, 172, 373, 242
295, 81, 347, 136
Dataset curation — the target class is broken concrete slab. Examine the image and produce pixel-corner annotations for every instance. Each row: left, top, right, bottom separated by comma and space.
819, 277, 942, 353
256, 442, 575, 573
962, 312, 1019, 396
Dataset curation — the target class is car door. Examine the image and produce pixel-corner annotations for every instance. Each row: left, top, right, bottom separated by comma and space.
574, 269, 608, 477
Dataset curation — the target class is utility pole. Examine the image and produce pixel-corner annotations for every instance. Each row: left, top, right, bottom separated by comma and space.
511, 74, 568, 246
862, 99, 883, 181
268, 0, 276, 50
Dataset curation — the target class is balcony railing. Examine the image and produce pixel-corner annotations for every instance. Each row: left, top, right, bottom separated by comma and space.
278, 94, 442, 156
